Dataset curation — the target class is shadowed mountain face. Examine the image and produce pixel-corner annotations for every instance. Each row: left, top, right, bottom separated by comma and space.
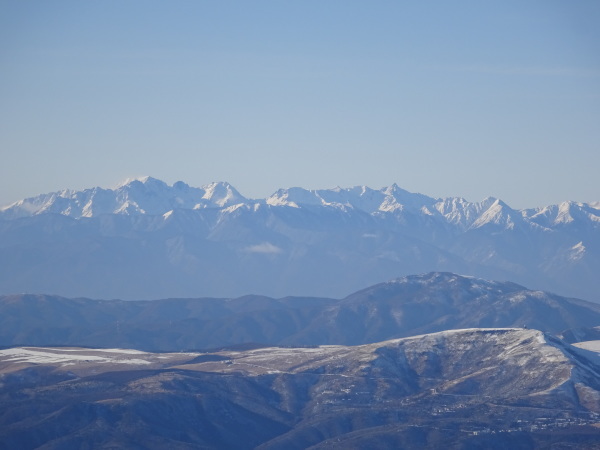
1, 178, 599, 301
2, 273, 600, 351
1, 329, 600, 449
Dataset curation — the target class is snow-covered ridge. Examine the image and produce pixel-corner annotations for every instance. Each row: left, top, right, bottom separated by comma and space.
1, 177, 598, 234
523, 200, 600, 227
266, 183, 436, 213
0, 328, 578, 373
0, 177, 248, 220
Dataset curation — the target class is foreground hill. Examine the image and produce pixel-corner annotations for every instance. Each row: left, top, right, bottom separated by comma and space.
1, 329, 599, 449
2, 273, 600, 351
1, 177, 598, 301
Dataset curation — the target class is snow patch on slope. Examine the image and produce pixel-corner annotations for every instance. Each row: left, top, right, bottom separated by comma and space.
0, 347, 152, 365
569, 241, 586, 261
244, 242, 283, 254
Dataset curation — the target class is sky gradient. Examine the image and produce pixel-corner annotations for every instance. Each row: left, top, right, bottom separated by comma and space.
1, 1, 599, 209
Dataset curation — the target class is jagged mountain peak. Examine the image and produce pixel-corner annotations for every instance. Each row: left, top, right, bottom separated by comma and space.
433, 195, 501, 229
468, 197, 519, 230
524, 200, 600, 228
266, 186, 320, 207
117, 175, 165, 187
381, 182, 414, 198
265, 183, 437, 213
201, 181, 246, 207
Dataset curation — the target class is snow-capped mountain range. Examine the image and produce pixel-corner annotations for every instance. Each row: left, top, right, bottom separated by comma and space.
0, 177, 246, 219
3, 176, 599, 233
5, 176, 599, 229
0, 177, 598, 301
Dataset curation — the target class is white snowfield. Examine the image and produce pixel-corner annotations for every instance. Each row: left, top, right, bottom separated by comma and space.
0, 347, 153, 365
573, 340, 600, 353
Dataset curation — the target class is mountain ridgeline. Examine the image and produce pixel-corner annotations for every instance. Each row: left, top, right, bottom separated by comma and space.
2, 328, 600, 448
1, 177, 598, 301
2, 273, 600, 351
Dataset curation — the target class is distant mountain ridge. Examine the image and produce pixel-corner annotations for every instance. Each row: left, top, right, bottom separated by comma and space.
0, 177, 247, 219
0, 178, 598, 301
2, 272, 600, 351
3, 176, 599, 234
4, 177, 599, 228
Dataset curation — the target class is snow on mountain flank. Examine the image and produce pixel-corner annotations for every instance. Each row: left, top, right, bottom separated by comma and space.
569, 241, 586, 261
0, 347, 152, 365
470, 198, 516, 230
2, 178, 598, 229
0, 178, 250, 219
1, 177, 598, 301
574, 340, 600, 353
201, 181, 246, 207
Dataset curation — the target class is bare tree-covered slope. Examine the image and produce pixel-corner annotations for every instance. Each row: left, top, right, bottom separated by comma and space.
1, 329, 600, 449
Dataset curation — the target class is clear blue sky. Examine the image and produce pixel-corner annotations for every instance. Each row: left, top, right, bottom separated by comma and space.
1, 1, 599, 209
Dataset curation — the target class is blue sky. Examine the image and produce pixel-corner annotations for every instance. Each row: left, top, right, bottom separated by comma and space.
1, 1, 599, 209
